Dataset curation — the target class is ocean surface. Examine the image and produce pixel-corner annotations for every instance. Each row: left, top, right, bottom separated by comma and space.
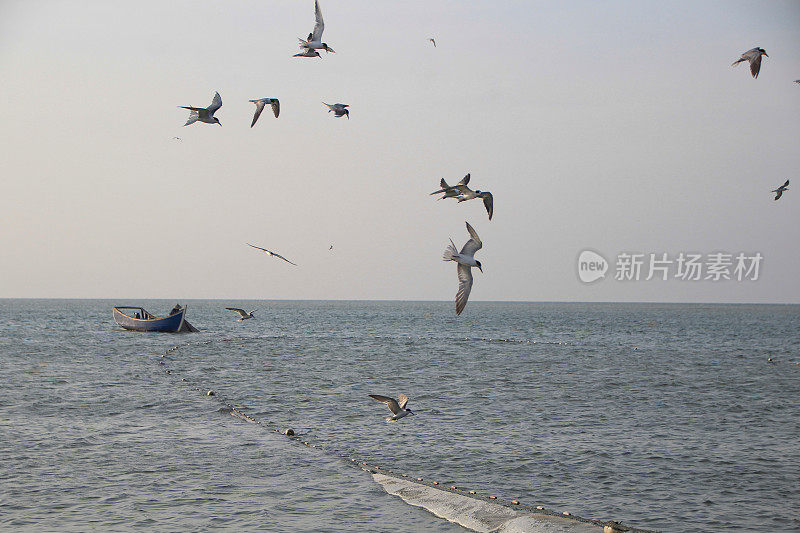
1, 299, 799, 532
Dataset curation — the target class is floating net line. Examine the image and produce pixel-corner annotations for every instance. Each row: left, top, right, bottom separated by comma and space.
154, 339, 653, 533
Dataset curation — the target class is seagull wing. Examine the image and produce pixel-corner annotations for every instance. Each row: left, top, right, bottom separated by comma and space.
750, 53, 763, 78
774, 190, 783, 200
207, 92, 222, 114
397, 394, 409, 410
270, 99, 280, 118
226, 307, 248, 318
455, 263, 473, 315
460, 222, 482, 256
458, 173, 471, 186
247, 242, 270, 253
430, 178, 451, 195
782, 179, 789, 188
250, 100, 266, 127
311, 0, 324, 41
452, 185, 473, 195
369, 394, 401, 414
481, 192, 493, 220
272, 252, 298, 266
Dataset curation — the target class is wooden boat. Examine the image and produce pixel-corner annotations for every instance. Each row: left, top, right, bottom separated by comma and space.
112, 304, 198, 333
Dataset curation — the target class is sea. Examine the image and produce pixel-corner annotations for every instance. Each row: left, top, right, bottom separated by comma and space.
1, 299, 798, 532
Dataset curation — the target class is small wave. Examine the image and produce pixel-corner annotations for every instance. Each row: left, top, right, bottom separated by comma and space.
371, 472, 604, 532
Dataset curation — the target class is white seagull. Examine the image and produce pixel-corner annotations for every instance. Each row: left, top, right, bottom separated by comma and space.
249, 98, 280, 127
226, 308, 255, 321
732, 47, 768, 79
772, 179, 789, 201
297, 0, 335, 55
369, 394, 414, 422
246, 243, 298, 266
179, 91, 222, 126
323, 102, 349, 119
443, 222, 483, 315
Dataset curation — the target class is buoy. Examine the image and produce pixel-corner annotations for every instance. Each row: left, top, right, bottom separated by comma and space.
416, 477, 423, 481
469, 490, 476, 494
489, 495, 497, 499
284, 428, 294, 436
562, 511, 571, 516
432, 481, 439, 485
165, 370, 170, 374
207, 390, 215, 396
512, 500, 519, 505
536, 506, 544, 510
450, 485, 457, 490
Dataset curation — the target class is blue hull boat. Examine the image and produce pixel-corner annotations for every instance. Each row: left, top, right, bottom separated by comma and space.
112, 305, 198, 333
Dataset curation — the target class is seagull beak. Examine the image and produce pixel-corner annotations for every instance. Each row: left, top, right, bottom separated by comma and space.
478, 265, 483, 273
764, 52, 769, 57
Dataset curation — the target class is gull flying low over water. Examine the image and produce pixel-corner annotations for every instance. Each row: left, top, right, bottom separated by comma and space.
443, 222, 483, 315
297, 0, 335, 56
732, 47, 768, 79
246, 243, 298, 266
323, 102, 349, 118
226, 308, 255, 321
249, 98, 280, 127
369, 394, 414, 422
430, 174, 470, 200
179, 92, 222, 126
772, 179, 789, 201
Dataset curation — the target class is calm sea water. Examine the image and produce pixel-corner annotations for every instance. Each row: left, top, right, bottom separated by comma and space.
1, 299, 798, 532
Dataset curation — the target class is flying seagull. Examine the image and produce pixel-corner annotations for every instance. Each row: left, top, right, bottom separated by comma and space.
249, 98, 280, 127
732, 47, 768, 79
329, 245, 334, 250
294, 48, 321, 58
443, 222, 483, 315
179, 91, 222, 126
429, 38, 436, 47
297, 0, 335, 55
455, 186, 494, 221
369, 394, 414, 422
772, 179, 789, 201
172, 136, 183, 142
246, 243, 298, 266
430, 174, 470, 200
226, 308, 255, 321
323, 102, 349, 118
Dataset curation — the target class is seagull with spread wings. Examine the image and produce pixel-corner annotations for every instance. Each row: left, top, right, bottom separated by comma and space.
732, 47, 768, 79
430, 174, 470, 200
772, 179, 789, 201
297, 0, 335, 55
226, 308, 255, 321
249, 98, 280, 127
443, 222, 483, 315
246, 243, 298, 266
179, 92, 222, 126
369, 394, 414, 422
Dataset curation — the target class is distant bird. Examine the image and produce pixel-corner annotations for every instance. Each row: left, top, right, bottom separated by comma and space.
772, 179, 789, 201
323, 102, 349, 119
369, 394, 414, 422
249, 98, 280, 127
443, 222, 483, 315
430, 174, 470, 200
329, 245, 334, 250
294, 48, 321, 58
795, 80, 800, 84
179, 91, 222, 126
172, 136, 183, 142
732, 47, 768, 79
297, 0, 335, 55
429, 38, 436, 47
226, 308, 255, 321
246, 243, 298, 266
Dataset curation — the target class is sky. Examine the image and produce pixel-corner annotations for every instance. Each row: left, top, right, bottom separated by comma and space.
1, 0, 799, 303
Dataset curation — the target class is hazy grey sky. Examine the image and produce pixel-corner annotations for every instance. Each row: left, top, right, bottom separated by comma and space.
2, 1, 799, 303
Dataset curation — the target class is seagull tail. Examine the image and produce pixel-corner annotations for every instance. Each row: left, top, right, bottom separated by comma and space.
731, 58, 744, 67
443, 240, 458, 262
